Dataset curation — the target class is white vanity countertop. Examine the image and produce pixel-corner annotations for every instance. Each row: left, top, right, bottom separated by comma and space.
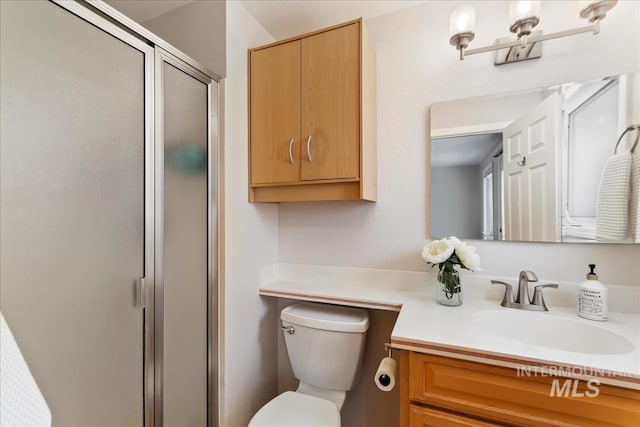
259, 263, 640, 390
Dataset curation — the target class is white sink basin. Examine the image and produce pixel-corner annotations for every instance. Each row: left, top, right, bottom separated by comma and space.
472, 310, 635, 355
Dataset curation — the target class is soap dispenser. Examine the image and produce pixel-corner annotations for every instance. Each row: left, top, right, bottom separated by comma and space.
578, 264, 607, 321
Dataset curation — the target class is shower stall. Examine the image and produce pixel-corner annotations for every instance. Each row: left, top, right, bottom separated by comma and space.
0, 1, 220, 425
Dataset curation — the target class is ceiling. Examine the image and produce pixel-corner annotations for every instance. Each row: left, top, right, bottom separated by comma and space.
105, 1, 194, 23
239, 0, 424, 40
105, 1, 423, 38
431, 134, 502, 168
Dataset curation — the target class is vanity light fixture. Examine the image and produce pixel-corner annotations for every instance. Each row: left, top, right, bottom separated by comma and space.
449, 0, 618, 64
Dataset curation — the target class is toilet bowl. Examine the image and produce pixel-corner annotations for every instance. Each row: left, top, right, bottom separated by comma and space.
248, 302, 369, 427
248, 391, 340, 427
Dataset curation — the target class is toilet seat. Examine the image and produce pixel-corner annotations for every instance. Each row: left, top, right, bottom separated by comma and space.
248, 391, 340, 427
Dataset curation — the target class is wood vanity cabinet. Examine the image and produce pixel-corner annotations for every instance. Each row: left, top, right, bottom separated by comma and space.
399, 351, 640, 427
248, 19, 376, 202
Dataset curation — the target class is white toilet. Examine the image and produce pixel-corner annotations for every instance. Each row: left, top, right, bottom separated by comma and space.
248, 302, 370, 427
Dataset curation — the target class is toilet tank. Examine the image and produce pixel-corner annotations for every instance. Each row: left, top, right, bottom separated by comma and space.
281, 302, 369, 392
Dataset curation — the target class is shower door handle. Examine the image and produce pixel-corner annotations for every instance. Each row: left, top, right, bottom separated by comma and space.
135, 277, 147, 308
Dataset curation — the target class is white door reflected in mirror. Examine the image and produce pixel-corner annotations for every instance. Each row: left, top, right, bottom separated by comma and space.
503, 92, 560, 242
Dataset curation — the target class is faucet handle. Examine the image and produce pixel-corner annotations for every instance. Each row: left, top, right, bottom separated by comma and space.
520, 270, 539, 282
532, 284, 558, 309
491, 280, 514, 307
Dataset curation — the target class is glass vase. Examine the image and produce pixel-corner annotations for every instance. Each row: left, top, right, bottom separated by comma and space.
437, 269, 462, 306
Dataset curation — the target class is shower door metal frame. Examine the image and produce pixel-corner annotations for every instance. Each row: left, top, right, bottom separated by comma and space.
154, 47, 218, 427
47, 2, 221, 426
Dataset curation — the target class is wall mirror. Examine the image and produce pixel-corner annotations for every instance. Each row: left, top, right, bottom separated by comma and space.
430, 72, 639, 244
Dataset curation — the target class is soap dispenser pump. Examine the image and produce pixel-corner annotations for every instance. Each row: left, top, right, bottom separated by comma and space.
578, 264, 607, 321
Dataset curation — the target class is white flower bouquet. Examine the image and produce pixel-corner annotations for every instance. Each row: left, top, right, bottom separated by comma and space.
422, 236, 481, 305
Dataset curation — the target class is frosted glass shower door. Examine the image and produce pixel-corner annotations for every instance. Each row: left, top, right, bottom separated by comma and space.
0, 1, 153, 425
156, 52, 213, 426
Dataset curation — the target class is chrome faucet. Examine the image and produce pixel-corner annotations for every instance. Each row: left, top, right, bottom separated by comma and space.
491, 270, 558, 311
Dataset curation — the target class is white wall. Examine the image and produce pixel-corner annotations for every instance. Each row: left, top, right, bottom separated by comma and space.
278, 0, 640, 287
222, 1, 278, 426
142, 0, 226, 77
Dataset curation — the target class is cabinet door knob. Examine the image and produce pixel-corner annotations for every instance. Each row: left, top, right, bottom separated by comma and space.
288, 138, 294, 164
306, 135, 313, 162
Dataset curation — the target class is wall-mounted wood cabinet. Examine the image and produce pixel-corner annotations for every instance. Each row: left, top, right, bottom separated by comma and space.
248, 19, 376, 202
399, 351, 640, 427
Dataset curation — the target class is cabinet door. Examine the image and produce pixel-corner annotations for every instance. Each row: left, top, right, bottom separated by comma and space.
250, 40, 301, 184
301, 23, 359, 181
410, 405, 499, 427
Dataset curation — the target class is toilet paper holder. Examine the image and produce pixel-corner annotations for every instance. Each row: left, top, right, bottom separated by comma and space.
384, 342, 392, 358
375, 342, 397, 391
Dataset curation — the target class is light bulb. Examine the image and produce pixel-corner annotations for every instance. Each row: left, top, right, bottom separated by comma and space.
509, 0, 541, 24
449, 4, 476, 39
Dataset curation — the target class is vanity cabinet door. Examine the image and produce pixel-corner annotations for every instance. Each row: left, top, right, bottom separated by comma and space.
250, 40, 301, 185
409, 405, 499, 427
300, 23, 360, 181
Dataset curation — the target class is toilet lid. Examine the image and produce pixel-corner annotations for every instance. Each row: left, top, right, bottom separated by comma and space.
248, 391, 340, 427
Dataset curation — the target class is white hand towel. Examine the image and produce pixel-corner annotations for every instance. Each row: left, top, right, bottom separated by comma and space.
630, 149, 640, 242
596, 153, 632, 241
0, 312, 51, 427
